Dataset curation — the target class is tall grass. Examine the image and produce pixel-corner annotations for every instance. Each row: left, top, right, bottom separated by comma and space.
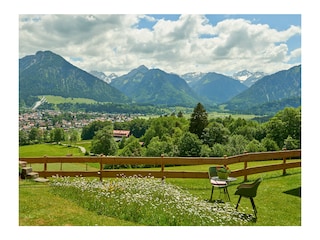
50, 175, 254, 226
19, 168, 301, 226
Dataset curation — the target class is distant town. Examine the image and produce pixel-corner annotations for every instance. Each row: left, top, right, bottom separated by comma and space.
19, 109, 140, 133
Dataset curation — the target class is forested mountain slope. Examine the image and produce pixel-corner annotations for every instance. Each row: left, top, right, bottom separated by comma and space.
19, 51, 129, 104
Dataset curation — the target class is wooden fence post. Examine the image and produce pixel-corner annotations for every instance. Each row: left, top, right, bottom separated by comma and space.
243, 151, 248, 182
161, 154, 165, 182
99, 156, 103, 181
44, 155, 47, 179
282, 148, 287, 175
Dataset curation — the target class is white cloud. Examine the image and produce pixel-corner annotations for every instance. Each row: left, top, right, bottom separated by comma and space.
290, 48, 301, 60
19, 14, 301, 76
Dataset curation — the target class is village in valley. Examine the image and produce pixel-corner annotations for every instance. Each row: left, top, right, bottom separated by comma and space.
19, 110, 135, 140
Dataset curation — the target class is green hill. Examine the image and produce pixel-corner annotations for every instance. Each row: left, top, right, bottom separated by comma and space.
19, 51, 130, 106
192, 72, 248, 104
224, 65, 301, 113
111, 66, 201, 106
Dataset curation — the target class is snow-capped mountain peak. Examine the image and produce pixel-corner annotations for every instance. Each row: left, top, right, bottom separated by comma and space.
233, 70, 266, 87
180, 72, 206, 85
90, 70, 118, 84
232, 70, 253, 82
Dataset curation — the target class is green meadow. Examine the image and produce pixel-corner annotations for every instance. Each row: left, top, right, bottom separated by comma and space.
19, 143, 301, 226
43, 95, 98, 104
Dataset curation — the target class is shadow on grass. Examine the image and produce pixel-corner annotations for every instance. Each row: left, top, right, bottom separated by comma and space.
206, 199, 257, 223
283, 187, 301, 197
238, 213, 257, 223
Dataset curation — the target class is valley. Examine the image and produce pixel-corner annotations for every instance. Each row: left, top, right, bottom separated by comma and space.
19, 50, 301, 116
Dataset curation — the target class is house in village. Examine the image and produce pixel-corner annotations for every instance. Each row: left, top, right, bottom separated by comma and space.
113, 130, 130, 142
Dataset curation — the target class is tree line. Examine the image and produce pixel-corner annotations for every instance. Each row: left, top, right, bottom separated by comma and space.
82, 103, 301, 158
19, 103, 301, 160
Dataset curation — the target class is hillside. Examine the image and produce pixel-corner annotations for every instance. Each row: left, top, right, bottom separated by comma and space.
224, 65, 301, 113
192, 72, 248, 104
110, 65, 148, 97
18, 51, 301, 114
19, 51, 130, 105
111, 66, 201, 106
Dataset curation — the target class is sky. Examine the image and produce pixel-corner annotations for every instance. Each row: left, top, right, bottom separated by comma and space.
19, 14, 301, 76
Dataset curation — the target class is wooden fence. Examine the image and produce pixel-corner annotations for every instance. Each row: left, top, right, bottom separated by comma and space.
19, 149, 301, 181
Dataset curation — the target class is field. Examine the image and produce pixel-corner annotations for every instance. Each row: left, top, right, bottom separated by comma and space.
39, 95, 259, 120
43, 95, 97, 104
19, 143, 84, 157
207, 111, 258, 120
19, 143, 301, 227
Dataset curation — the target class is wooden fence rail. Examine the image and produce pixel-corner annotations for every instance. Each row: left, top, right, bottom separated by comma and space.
19, 149, 301, 181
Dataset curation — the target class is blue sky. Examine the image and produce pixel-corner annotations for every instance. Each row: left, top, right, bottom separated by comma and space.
138, 14, 301, 31
19, 14, 301, 76
138, 14, 301, 62
138, 14, 301, 51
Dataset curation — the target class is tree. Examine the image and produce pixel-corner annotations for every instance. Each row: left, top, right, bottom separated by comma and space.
29, 127, 41, 143
68, 129, 80, 146
42, 130, 51, 143
141, 116, 188, 146
202, 122, 229, 147
211, 143, 225, 157
118, 136, 142, 157
129, 118, 149, 138
228, 117, 247, 133
118, 136, 127, 149
246, 139, 267, 152
81, 120, 110, 140
189, 102, 208, 138
261, 137, 280, 151
265, 107, 301, 148
177, 111, 183, 118
283, 135, 300, 150
200, 144, 212, 157
178, 132, 202, 157
145, 136, 176, 157
233, 123, 262, 141
52, 128, 65, 143
224, 134, 249, 156
265, 117, 286, 148
19, 130, 29, 146
91, 124, 118, 155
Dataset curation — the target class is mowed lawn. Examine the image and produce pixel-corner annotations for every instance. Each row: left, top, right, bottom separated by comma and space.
19, 181, 139, 226
19, 143, 84, 157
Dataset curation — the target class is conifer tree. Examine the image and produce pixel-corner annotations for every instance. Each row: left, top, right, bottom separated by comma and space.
177, 111, 183, 118
189, 102, 208, 138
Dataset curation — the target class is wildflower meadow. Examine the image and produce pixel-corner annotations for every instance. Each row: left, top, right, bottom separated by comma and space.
50, 175, 253, 226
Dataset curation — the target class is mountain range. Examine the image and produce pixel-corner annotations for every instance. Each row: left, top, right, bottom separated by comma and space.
225, 65, 301, 113
180, 72, 206, 87
90, 70, 118, 84
110, 65, 201, 106
19, 50, 301, 114
19, 51, 129, 103
232, 70, 266, 87
192, 72, 248, 104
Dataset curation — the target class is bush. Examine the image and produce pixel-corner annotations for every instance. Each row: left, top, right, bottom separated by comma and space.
261, 137, 280, 151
